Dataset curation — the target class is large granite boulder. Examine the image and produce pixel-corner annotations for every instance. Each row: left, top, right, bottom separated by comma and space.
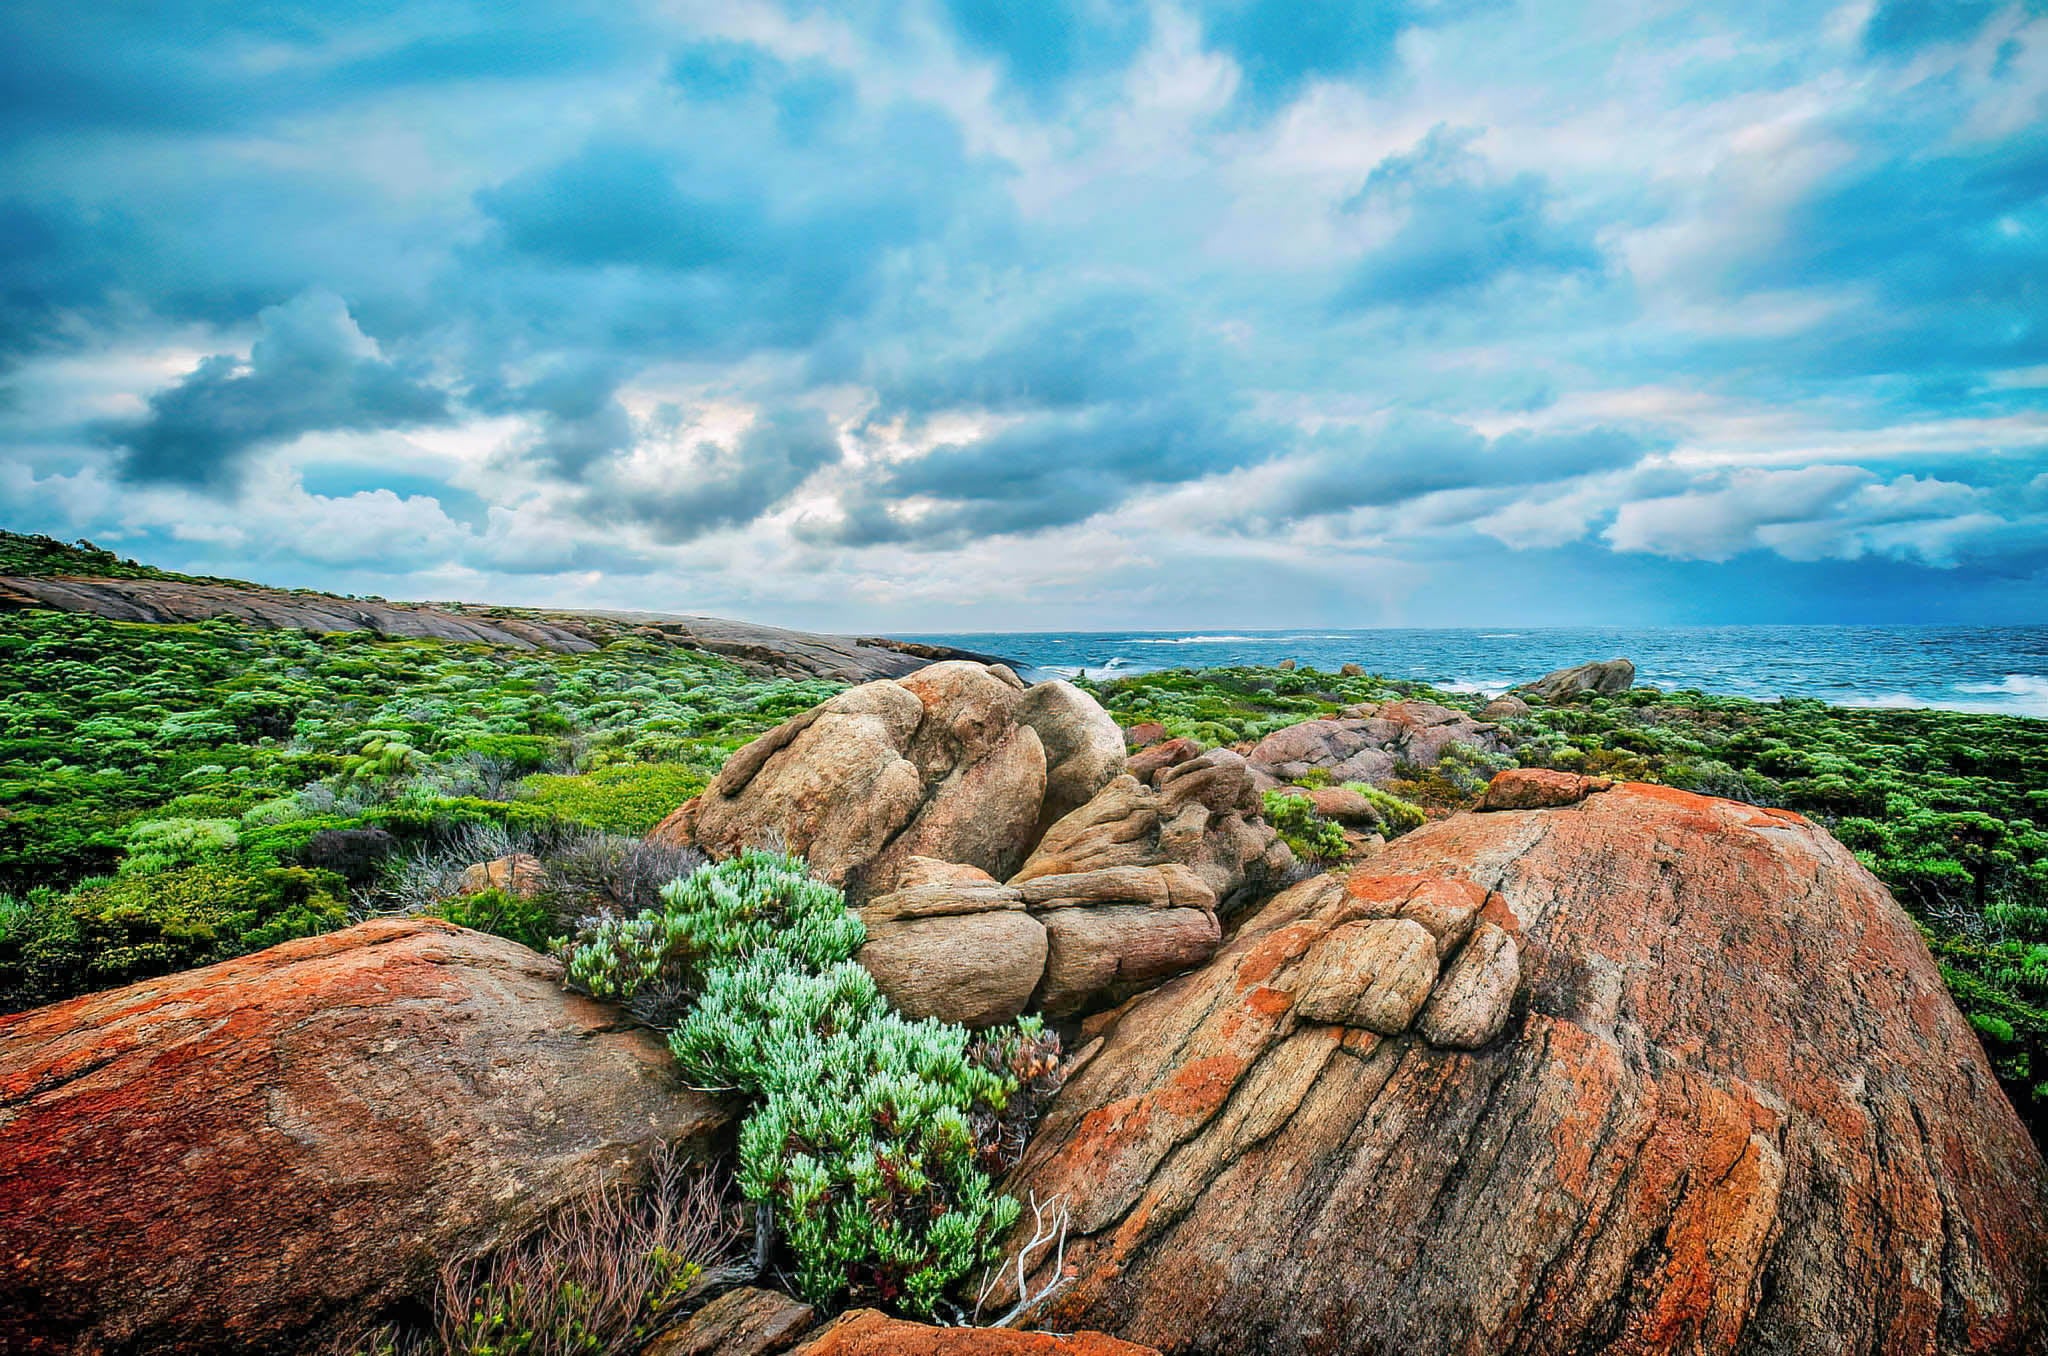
1244, 700, 1508, 790
1520, 656, 1635, 700
0, 919, 727, 1356
992, 784, 2048, 1353
653, 663, 1125, 903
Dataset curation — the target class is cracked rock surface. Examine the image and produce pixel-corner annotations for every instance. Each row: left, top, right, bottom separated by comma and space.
994, 782, 2048, 1354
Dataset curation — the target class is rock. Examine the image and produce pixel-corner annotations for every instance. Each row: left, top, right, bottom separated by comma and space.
1037, 906, 1223, 1018
1477, 766, 1613, 811
1125, 735, 1202, 785
1415, 921, 1518, 1048
1289, 917, 1438, 1033
1520, 656, 1635, 700
993, 783, 2048, 1353
1125, 721, 1170, 748
666, 662, 1050, 900
1018, 680, 1126, 835
859, 859, 1025, 922
1339, 662, 1364, 676
1016, 753, 1293, 915
0, 919, 728, 1356
456, 851, 551, 898
1245, 700, 1509, 789
1479, 693, 1531, 720
789, 1310, 1158, 1355
856, 910, 1049, 1027
1277, 658, 1295, 671
641, 1287, 816, 1356
1014, 864, 1216, 912
1295, 784, 1381, 826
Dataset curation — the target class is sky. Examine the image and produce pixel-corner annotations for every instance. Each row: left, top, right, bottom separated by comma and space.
2, 0, 2046, 632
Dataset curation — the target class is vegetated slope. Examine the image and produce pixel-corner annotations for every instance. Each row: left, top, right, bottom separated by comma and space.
0, 530, 981, 680
1085, 666, 2048, 1143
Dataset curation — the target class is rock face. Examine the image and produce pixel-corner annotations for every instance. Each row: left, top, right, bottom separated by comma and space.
1520, 656, 1635, 700
995, 783, 2048, 1353
657, 664, 1127, 903
642, 1286, 816, 1356
0, 919, 727, 1356
1244, 700, 1508, 789
789, 1311, 1159, 1355
1475, 766, 1612, 811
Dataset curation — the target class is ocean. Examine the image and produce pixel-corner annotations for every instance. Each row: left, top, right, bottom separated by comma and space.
905, 626, 2048, 719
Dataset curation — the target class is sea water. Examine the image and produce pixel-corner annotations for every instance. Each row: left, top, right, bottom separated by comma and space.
905, 626, 2048, 719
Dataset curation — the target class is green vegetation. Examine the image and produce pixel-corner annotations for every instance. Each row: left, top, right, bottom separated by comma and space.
0, 529, 258, 586
561, 851, 1058, 1318
1261, 790, 1349, 863
0, 608, 839, 1010
1089, 665, 2048, 1138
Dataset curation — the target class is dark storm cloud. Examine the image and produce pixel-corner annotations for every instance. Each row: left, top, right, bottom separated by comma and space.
103, 291, 451, 489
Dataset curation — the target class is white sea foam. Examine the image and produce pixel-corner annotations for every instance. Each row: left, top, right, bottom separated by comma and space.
1840, 675, 2048, 718
1134, 635, 1265, 644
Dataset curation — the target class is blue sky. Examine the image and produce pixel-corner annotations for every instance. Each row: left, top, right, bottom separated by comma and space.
2, 0, 2045, 629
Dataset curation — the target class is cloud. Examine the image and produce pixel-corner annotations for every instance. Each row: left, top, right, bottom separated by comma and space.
580, 405, 843, 544
1246, 415, 1657, 523
1335, 126, 1603, 310
102, 291, 451, 489
1862, 0, 2003, 55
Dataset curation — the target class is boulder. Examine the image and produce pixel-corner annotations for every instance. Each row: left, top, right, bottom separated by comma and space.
1037, 905, 1223, 1018
641, 1286, 816, 1356
1521, 656, 1635, 700
856, 910, 1049, 1028
0, 919, 728, 1356
1018, 679, 1127, 836
1244, 700, 1509, 789
1477, 766, 1613, 811
789, 1310, 1158, 1355
1124, 722, 1170, 749
1294, 784, 1382, 827
456, 851, 551, 898
1016, 751, 1293, 915
1126, 736, 1202, 785
1339, 662, 1364, 676
993, 784, 2048, 1353
1479, 693, 1531, 720
658, 662, 1050, 900
1288, 916, 1437, 1034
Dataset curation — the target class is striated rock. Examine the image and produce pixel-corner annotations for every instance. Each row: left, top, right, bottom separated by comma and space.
1126, 736, 1203, 785
1019, 680, 1127, 835
859, 859, 1025, 922
856, 910, 1049, 1027
1415, 920, 1518, 1048
789, 1310, 1158, 1355
0, 919, 728, 1356
1520, 656, 1635, 700
1037, 906, 1223, 1018
1016, 752, 1292, 916
1479, 693, 1531, 720
994, 783, 2048, 1353
1289, 917, 1437, 1034
1245, 700, 1509, 789
641, 1286, 816, 1356
1477, 766, 1612, 811
1014, 864, 1217, 913
663, 662, 1050, 900
456, 851, 551, 898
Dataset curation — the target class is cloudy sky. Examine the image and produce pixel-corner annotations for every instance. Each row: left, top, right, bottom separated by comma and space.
3, 0, 2046, 631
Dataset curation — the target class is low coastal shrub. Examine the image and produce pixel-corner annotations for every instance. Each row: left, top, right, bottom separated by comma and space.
427, 887, 559, 954
1262, 791, 1349, 863
560, 851, 1053, 1318
1350, 784, 1427, 836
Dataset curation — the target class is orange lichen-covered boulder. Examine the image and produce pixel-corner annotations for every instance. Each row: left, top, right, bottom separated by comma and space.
1476, 766, 1612, 810
0, 919, 728, 1356
789, 1310, 1159, 1355
996, 783, 2048, 1353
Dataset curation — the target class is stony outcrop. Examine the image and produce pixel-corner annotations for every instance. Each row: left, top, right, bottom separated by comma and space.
0, 919, 728, 1356
1244, 700, 1508, 790
1479, 693, 1531, 720
1019, 679, 1128, 835
642, 1286, 817, 1356
457, 851, 552, 897
654, 662, 1052, 900
1475, 766, 1612, 810
788, 1311, 1158, 1355
0, 575, 995, 680
1520, 656, 1635, 700
993, 783, 2048, 1353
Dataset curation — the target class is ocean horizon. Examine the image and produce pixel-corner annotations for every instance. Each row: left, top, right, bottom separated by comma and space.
905, 624, 2048, 719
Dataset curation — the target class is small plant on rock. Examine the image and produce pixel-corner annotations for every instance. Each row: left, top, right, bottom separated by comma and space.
1262, 790, 1349, 863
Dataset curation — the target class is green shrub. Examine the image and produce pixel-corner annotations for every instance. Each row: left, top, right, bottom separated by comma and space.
520, 764, 710, 835
119, 817, 240, 875
1349, 784, 1427, 836
430, 887, 559, 953
560, 853, 1047, 1318
1261, 790, 1348, 863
